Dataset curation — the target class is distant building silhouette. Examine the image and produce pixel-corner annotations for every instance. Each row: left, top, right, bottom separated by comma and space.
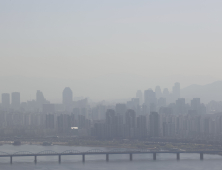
172, 82, 180, 102
176, 98, 186, 114
125, 109, 136, 128
136, 90, 143, 105
191, 98, 200, 110
115, 103, 126, 116
190, 98, 201, 114
125, 109, 136, 138
36, 90, 48, 110
163, 88, 170, 104
43, 104, 55, 113
149, 112, 159, 137
155, 86, 162, 99
137, 115, 147, 138
62, 87, 73, 108
106, 109, 116, 139
106, 109, 116, 124
157, 98, 166, 108
142, 103, 149, 115
46, 114, 54, 129
159, 107, 172, 114
11, 92, 20, 110
144, 89, 156, 112
2, 93, 10, 109
127, 98, 140, 113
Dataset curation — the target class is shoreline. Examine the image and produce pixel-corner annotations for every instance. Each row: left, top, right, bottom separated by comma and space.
0, 140, 221, 152
0, 141, 156, 150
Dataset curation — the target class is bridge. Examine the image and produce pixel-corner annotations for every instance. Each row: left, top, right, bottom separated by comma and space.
0, 149, 221, 164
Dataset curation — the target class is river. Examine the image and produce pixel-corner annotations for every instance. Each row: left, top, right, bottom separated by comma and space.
0, 144, 222, 170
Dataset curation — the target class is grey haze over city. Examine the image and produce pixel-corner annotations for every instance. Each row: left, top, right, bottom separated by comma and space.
1, 0, 222, 169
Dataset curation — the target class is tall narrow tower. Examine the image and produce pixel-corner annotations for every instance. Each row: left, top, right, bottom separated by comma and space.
62, 87, 73, 107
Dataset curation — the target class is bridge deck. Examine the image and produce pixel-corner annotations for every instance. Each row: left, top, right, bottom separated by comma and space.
0, 150, 221, 157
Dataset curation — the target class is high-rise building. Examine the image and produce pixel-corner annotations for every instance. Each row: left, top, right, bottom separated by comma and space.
2, 93, 10, 109
191, 98, 200, 110
137, 115, 147, 138
125, 109, 136, 128
11, 92, 20, 109
159, 107, 172, 114
127, 98, 140, 111
191, 98, 201, 114
144, 89, 156, 112
136, 90, 143, 105
144, 89, 156, 105
142, 103, 149, 115
115, 103, 127, 116
115, 103, 127, 123
125, 109, 136, 138
45, 114, 54, 129
163, 88, 169, 98
106, 109, 116, 139
157, 98, 166, 108
132, 98, 139, 106
106, 109, 116, 124
42, 104, 55, 113
155, 86, 162, 99
149, 112, 159, 137
36, 90, 47, 109
62, 87, 73, 107
176, 98, 186, 114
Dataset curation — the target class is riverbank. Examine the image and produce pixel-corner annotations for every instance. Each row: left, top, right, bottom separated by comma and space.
0, 139, 221, 152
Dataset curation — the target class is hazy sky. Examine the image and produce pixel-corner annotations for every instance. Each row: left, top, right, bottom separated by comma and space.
0, 0, 222, 101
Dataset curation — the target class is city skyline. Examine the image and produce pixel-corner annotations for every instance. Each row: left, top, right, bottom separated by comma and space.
1, 79, 222, 104
0, 81, 221, 141
1, 0, 222, 168
0, 82, 198, 105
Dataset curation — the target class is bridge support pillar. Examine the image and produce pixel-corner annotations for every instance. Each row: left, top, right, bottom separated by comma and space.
153, 153, 156, 160
82, 154, 85, 162
10, 156, 12, 164
200, 153, 204, 160
58, 155, 61, 164
177, 153, 180, 160
106, 154, 109, 161
130, 153, 133, 161
34, 155, 37, 164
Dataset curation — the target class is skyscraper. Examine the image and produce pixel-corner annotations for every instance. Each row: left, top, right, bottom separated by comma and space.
106, 109, 116, 124
63, 87, 73, 107
155, 86, 162, 99
115, 103, 127, 116
176, 98, 186, 114
163, 88, 169, 98
125, 109, 136, 138
163, 88, 170, 104
137, 115, 147, 138
149, 112, 159, 137
191, 98, 201, 114
157, 98, 166, 108
136, 90, 143, 104
115, 103, 127, 123
106, 109, 116, 139
144, 89, 156, 112
125, 109, 136, 128
36, 90, 46, 109
2, 93, 10, 109
11, 92, 20, 109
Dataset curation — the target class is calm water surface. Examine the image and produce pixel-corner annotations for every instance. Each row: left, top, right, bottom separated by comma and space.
0, 144, 221, 170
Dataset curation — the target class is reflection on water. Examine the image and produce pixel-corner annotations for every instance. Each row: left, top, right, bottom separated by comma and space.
0, 144, 222, 170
